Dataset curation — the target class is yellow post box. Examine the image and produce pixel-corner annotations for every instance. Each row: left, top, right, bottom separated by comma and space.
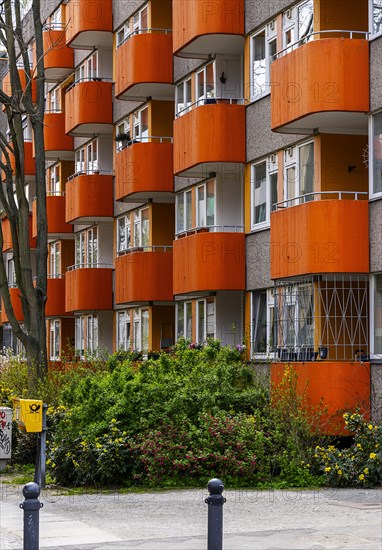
12, 398, 43, 433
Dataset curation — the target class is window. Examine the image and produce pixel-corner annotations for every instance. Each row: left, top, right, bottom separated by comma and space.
132, 307, 149, 352
176, 302, 193, 341
75, 139, 99, 174
133, 106, 149, 142
371, 0, 382, 36
196, 179, 215, 228
251, 155, 278, 229
252, 289, 275, 355
275, 282, 314, 353
196, 62, 215, 104
284, 141, 314, 205
372, 273, 382, 356
176, 77, 192, 116
116, 4, 149, 47
176, 190, 192, 234
47, 86, 61, 112
75, 51, 98, 82
48, 164, 60, 195
196, 299, 216, 342
117, 215, 131, 253
370, 112, 382, 197
49, 242, 61, 277
283, 0, 313, 52
117, 311, 131, 351
49, 320, 60, 360
117, 208, 149, 253
250, 22, 277, 100
115, 117, 131, 151
7, 259, 16, 287
75, 315, 98, 357
75, 227, 98, 267
49, 6, 62, 29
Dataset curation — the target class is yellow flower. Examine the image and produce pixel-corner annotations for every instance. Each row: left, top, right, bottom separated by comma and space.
369, 453, 377, 459
359, 474, 365, 481
356, 443, 362, 449
325, 467, 331, 472
338, 470, 342, 476
364, 468, 369, 474
368, 424, 373, 430
306, 464, 310, 468
111, 418, 117, 423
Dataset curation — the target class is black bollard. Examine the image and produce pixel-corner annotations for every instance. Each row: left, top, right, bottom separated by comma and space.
205, 478, 226, 550
19, 482, 43, 550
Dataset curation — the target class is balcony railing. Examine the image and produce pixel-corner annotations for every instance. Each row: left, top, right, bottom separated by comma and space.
176, 225, 244, 239
67, 263, 113, 271
274, 29, 369, 60
274, 191, 368, 210
117, 28, 172, 49
116, 135, 173, 152
66, 76, 113, 92
67, 169, 114, 181
176, 97, 246, 118
117, 245, 173, 257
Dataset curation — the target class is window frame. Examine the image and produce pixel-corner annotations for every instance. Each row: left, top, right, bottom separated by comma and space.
369, 111, 382, 199
282, 0, 314, 52
75, 227, 98, 268
251, 155, 278, 230
370, 273, 382, 358
49, 241, 61, 277
75, 138, 99, 175
251, 288, 275, 358
196, 178, 216, 229
175, 77, 192, 116
49, 319, 61, 361
283, 140, 315, 205
75, 51, 98, 82
370, 0, 382, 38
250, 21, 277, 101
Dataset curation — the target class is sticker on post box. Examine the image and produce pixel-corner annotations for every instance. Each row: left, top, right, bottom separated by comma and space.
12, 399, 43, 433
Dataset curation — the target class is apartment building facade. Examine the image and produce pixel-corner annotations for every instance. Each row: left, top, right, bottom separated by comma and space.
1, 0, 381, 425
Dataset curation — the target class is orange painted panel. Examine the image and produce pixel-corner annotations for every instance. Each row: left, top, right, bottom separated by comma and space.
32, 196, 73, 238
3, 141, 36, 179
43, 113, 73, 154
45, 277, 67, 317
65, 268, 113, 312
271, 362, 370, 435
173, 232, 245, 295
66, 0, 112, 45
173, 0, 244, 54
115, 251, 173, 304
115, 143, 173, 200
173, 104, 245, 175
1, 215, 36, 251
42, 30, 74, 74
271, 39, 369, 131
2, 69, 37, 108
270, 200, 369, 279
115, 33, 173, 98
65, 81, 112, 134
1, 288, 24, 322
65, 174, 113, 223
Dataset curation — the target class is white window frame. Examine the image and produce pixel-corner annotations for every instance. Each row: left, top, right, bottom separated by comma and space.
132, 307, 149, 352
283, 140, 315, 206
131, 207, 150, 248
115, 117, 131, 151
49, 319, 61, 361
116, 4, 149, 47
49, 6, 62, 30
75, 51, 98, 82
133, 106, 149, 142
370, 273, 382, 358
250, 21, 277, 101
75, 138, 99, 175
176, 301, 193, 341
117, 310, 131, 351
251, 155, 278, 230
196, 298, 216, 343
176, 189, 192, 235
47, 86, 61, 112
175, 77, 192, 116
251, 288, 275, 357
49, 163, 60, 195
369, 111, 382, 199
370, 0, 382, 38
8, 259, 16, 287
196, 179, 216, 229
75, 314, 98, 358
75, 227, 98, 268
117, 214, 131, 253
195, 61, 216, 105
282, 0, 314, 52
49, 241, 61, 277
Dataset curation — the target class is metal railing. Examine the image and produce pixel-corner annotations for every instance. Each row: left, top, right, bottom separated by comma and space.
117, 27, 172, 48
47, 273, 65, 279
46, 191, 65, 197
117, 245, 173, 257
176, 225, 244, 239
176, 97, 246, 118
116, 135, 173, 151
274, 29, 369, 60
67, 169, 114, 181
66, 77, 113, 92
67, 263, 113, 271
274, 190, 368, 210
43, 22, 66, 32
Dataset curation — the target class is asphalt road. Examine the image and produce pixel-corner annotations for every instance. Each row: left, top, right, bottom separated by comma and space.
1, 483, 382, 549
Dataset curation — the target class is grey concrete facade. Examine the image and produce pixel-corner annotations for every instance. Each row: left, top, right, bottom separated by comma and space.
370, 36, 382, 113
370, 199, 382, 273
245, 0, 295, 34
371, 364, 382, 422
246, 230, 273, 290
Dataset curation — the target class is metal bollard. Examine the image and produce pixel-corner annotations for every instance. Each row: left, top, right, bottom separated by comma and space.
205, 478, 226, 550
19, 482, 43, 550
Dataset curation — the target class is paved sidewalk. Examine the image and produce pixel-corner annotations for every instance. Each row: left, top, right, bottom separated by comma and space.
1, 483, 382, 549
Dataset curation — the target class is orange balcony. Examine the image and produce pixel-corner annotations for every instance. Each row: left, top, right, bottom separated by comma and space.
271, 37, 369, 134
270, 198, 369, 279
42, 28, 74, 81
1, 288, 24, 323
115, 32, 173, 101
32, 196, 73, 239
65, 80, 112, 136
173, 231, 245, 295
65, 266, 113, 312
174, 103, 245, 177
65, 173, 113, 224
115, 248, 173, 304
271, 362, 370, 435
45, 277, 68, 317
2, 69, 37, 107
2, 141, 35, 180
173, 0, 244, 57
40, 112, 74, 159
1, 214, 36, 252
115, 142, 173, 202
66, 0, 112, 49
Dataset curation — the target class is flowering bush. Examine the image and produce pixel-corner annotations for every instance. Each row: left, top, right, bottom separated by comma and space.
311, 413, 382, 487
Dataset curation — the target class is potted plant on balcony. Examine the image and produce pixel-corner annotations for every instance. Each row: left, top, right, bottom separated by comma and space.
115, 132, 131, 149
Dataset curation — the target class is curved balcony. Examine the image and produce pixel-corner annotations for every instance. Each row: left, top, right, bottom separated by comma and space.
65, 80, 113, 136
270, 193, 369, 279
271, 361, 370, 435
41, 27, 74, 81
115, 31, 174, 101
65, 265, 113, 312
1, 288, 24, 323
173, 0, 244, 57
2, 141, 35, 181
115, 246, 173, 304
65, 171, 113, 224
271, 34, 369, 134
32, 195, 73, 240
174, 101, 245, 177
2, 69, 37, 108
1, 214, 36, 252
173, 228, 245, 295
66, 0, 112, 49
40, 112, 74, 160
45, 276, 68, 317
115, 139, 173, 202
